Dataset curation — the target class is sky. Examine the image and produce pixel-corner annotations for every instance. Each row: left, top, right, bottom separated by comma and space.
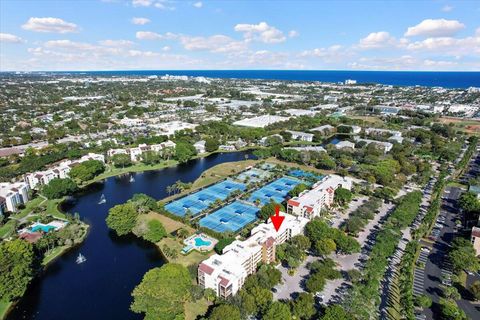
0, 0, 479, 71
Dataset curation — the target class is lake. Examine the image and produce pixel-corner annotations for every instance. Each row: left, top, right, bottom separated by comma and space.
7, 151, 253, 320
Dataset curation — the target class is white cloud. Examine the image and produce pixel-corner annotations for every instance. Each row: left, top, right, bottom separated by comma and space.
162, 46, 171, 51
127, 49, 159, 57
234, 22, 286, 43
135, 31, 176, 40
193, 2, 203, 8
132, 0, 153, 7
0, 33, 24, 43
22, 17, 79, 33
98, 40, 134, 47
132, 0, 174, 10
441, 5, 454, 12
179, 34, 246, 53
358, 31, 397, 49
300, 45, 353, 64
406, 35, 480, 56
131, 17, 151, 25
288, 30, 299, 38
405, 19, 465, 37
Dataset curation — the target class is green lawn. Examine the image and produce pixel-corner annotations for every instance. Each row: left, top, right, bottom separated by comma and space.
44, 198, 66, 218
88, 160, 178, 185
0, 300, 12, 320
158, 237, 213, 267
15, 197, 45, 219
42, 246, 68, 266
184, 298, 210, 320
0, 220, 16, 239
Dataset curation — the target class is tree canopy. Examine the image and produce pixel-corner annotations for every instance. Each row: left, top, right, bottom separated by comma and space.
106, 203, 138, 236
69, 159, 105, 182
131, 264, 192, 320
41, 177, 78, 199
0, 239, 35, 301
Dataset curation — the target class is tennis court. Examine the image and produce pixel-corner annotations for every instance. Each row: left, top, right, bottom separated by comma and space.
165, 179, 246, 217
248, 176, 303, 206
199, 201, 259, 233
236, 168, 272, 184
288, 169, 323, 181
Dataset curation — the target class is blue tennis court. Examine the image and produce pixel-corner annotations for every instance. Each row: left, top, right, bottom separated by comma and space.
199, 201, 259, 233
288, 169, 324, 181
248, 176, 303, 206
236, 168, 272, 184
165, 179, 246, 217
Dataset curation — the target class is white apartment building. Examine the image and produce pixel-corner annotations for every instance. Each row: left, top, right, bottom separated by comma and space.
338, 125, 362, 134
287, 175, 352, 219
233, 115, 290, 128
354, 136, 393, 153
198, 212, 309, 298
334, 141, 355, 149
286, 130, 314, 142
25, 153, 105, 189
365, 128, 402, 138
471, 226, 480, 256
310, 125, 335, 134
107, 141, 176, 162
194, 140, 206, 154
0, 182, 30, 214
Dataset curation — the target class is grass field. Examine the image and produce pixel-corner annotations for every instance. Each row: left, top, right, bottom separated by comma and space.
0, 220, 16, 239
0, 300, 12, 320
42, 245, 69, 266
438, 117, 480, 134
158, 237, 213, 267
141, 212, 194, 234
89, 160, 178, 184
266, 157, 334, 175
184, 298, 211, 320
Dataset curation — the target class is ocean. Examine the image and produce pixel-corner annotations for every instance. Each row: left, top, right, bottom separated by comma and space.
21, 70, 480, 89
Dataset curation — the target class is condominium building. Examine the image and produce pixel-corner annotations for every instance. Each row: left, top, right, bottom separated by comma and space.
287, 175, 353, 220
25, 153, 105, 189
108, 141, 176, 162
0, 182, 30, 214
354, 136, 393, 153
471, 226, 480, 256
198, 212, 309, 298
286, 130, 314, 142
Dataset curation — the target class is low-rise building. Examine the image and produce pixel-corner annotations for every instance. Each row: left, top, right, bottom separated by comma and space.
233, 115, 289, 128
25, 153, 106, 189
286, 130, 314, 142
471, 226, 480, 256
198, 212, 308, 297
310, 125, 335, 135
287, 175, 352, 219
194, 140, 206, 154
0, 182, 30, 214
334, 141, 355, 149
338, 125, 361, 134
354, 136, 393, 153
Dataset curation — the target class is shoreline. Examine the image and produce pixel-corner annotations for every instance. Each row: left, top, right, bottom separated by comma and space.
1, 150, 255, 320
1, 222, 90, 320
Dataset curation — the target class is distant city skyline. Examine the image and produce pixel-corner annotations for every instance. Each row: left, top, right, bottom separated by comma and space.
0, 0, 479, 71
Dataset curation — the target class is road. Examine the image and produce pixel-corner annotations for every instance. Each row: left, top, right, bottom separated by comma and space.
379, 172, 437, 319
420, 186, 480, 320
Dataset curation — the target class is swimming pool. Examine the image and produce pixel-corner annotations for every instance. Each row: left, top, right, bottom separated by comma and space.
182, 233, 217, 254
194, 237, 211, 247
31, 225, 56, 233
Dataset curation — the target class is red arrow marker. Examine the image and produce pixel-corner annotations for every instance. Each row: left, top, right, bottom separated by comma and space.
270, 205, 285, 232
